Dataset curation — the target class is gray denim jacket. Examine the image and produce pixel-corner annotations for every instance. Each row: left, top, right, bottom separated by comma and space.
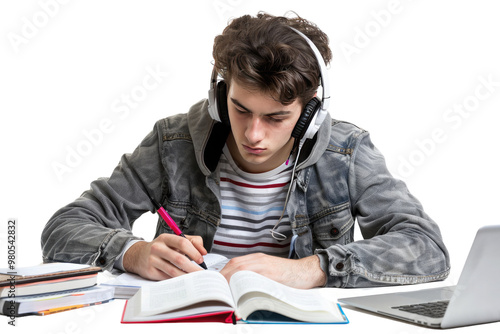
41, 99, 450, 288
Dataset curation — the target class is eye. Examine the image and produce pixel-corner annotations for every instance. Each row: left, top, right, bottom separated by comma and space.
234, 107, 249, 115
267, 116, 284, 123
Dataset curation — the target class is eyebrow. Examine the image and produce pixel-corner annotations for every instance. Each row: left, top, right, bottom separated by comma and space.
230, 98, 292, 116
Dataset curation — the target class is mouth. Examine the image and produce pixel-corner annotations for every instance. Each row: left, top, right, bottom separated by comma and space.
242, 144, 266, 155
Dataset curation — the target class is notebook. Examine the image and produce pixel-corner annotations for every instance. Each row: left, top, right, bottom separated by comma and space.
338, 225, 500, 328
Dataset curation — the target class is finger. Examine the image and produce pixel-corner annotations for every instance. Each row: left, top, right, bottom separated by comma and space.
154, 235, 205, 272
150, 253, 190, 278
219, 256, 247, 281
146, 265, 178, 281
219, 254, 270, 281
165, 235, 207, 268
185, 235, 208, 255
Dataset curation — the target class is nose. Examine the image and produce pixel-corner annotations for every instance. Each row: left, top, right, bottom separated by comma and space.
245, 115, 265, 145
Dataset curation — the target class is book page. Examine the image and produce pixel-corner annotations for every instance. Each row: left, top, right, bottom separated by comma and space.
138, 270, 235, 317
102, 272, 153, 288
229, 271, 342, 320
203, 253, 229, 272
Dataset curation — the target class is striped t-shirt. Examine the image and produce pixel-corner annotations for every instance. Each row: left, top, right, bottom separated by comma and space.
211, 146, 293, 258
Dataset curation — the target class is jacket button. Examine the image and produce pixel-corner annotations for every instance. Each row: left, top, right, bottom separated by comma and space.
98, 257, 106, 266
330, 228, 340, 236
335, 262, 344, 271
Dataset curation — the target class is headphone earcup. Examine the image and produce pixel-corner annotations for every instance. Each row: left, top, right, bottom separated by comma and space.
292, 97, 321, 141
216, 80, 231, 126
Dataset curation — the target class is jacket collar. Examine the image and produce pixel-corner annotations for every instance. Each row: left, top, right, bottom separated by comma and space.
297, 112, 332, 170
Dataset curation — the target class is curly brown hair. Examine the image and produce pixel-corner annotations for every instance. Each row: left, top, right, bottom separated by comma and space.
212, 12, 332, 106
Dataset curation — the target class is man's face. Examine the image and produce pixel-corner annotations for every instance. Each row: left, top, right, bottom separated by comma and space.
226, 79, 303, 173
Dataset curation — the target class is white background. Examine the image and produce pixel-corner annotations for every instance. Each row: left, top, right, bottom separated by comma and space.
1, 0, 499, 332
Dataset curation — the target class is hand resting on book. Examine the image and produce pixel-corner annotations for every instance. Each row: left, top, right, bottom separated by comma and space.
220, 252, 327, 289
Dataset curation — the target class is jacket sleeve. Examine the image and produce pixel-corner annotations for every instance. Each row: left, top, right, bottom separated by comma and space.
316, 132, 450, 287
41, 121, 166, 271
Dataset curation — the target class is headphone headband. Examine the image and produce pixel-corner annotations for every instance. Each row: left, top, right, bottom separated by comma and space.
287, 27, 330, 112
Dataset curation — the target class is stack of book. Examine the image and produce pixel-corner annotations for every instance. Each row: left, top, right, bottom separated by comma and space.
0, 263, 114, 317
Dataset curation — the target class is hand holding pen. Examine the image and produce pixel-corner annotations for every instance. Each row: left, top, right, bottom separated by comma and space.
149, 199, 208, 270
122, 156, 208, 278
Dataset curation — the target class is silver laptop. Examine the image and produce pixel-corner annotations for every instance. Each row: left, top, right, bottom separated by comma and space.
339, 225, 500, 328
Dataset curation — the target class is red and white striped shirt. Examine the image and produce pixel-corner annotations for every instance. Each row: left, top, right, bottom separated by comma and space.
211, 146, 293, 258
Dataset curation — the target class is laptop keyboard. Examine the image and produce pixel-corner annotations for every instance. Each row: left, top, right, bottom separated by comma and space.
392, 300, 450, 318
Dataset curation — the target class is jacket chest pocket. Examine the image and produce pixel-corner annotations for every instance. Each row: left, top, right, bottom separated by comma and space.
311, 202, 354, 250
293, 202, 355, 258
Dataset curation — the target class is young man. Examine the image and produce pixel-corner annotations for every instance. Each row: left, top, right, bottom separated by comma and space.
41, 13, 450, 289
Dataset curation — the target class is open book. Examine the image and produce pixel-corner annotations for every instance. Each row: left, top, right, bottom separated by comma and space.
121, 269, 348, 324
